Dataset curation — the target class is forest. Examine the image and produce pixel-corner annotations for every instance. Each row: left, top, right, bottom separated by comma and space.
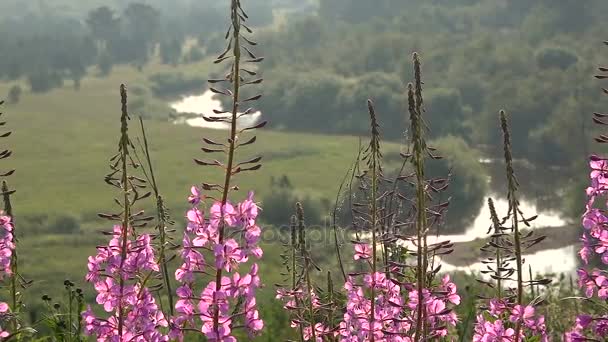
0, 0, 605, 340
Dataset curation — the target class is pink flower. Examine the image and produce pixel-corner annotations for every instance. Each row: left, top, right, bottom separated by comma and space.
353, 243, 371, 260
214, 239, 244, 272
173, 190, 264, 340
188, 186, 204, 204
210, 202, 237, 227
441, 274, 461, 305
509, 305, 536, 327
0, 214, 13, 278
84, 225, 168, 341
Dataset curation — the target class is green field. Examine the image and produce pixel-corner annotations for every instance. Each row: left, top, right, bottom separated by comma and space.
0, 58, 405, 215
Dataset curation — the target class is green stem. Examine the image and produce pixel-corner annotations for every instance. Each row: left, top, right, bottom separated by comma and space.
500, 110, 523, 341
488, 198, 503, 299
290, 216, 305, 342
138, 117, 174, 315
327, 271, 335, 342
2, 181, 18, 334
68, 289, 73, 340
296, 204, 317, 342
214, 0, 241, 335
366, 100, 381, 342
117, 84, 131, 338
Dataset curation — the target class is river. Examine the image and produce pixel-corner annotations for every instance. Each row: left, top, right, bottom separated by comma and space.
170, 90, 262, 129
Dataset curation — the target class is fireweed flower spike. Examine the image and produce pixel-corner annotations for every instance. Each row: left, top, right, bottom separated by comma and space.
0, 211, 14, 338
172, 0, 266, 340
406, 53, 459, 341
332, 54, 459, 341
83, 85, 168, 341
0, 100, 31, 339
172, 192, 264, 341
565, 43, 608, 340
473, 112, 549, 342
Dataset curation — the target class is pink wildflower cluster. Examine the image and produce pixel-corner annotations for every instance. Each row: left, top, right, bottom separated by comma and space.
565, 314, 608, 341
172, 187, 263, 341
0, 214, 13, 338
83, 225, 168, 341
275, 285, 330, 341
0, 214, 13, 277
338, 244, 460, 341
473, 299, 548, 341
579, 157, 608, 265
565, 157, 608, 340
339, 272, 404, 341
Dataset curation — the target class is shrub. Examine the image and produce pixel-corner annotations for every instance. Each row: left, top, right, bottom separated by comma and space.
148, 72, 206, 97
7, 85, 21, 104
47, 215, 80, 235
536, 46, 578, 70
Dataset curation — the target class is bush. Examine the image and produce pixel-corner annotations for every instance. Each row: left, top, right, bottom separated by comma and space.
27, 69, 63, 93
7, 85, 21, 104
425, 88, 468, 138
428, 135, 487, 231
97, 51, 113, 76
261, 176, 324, 227
148, 72, 206, 98
47, 215, 80, 235
536, 47, 578, 70
183, 46, 205, 64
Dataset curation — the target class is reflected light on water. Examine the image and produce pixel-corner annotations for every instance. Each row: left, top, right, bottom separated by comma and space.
170, 90, 262, 130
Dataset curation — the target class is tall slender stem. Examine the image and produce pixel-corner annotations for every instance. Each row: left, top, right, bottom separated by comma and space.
214, 0, 242, 335
411, 53, 430, 339
327, 271, 335, 342
366, 100, 381, 342
488, 197, 503, 299
297, 203, 317, 342
116, 84, 131, 338
138, 118, 174, 315
500, 110, 523, 341
290, 216, 305, 342
68, 287, 73, 338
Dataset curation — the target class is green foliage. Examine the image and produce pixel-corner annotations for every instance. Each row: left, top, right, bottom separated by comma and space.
536, 47, 579, 70
18, 214, 81, 235
96, 51, 114, 76
182, 46, 205, 64
261, 176, 325, 227
251, 0, 604, 185
160, 38, 183, 66
424, 88, 470, 138
7, 85, 21, 104
27, 70, 64, 93
429, 136, 487, 230
47, 215, 80, 235
148, 72, 206, 98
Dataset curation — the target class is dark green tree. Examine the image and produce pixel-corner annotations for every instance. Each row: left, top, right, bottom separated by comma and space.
160, 38, 182, 66
7, 85, 21, 104
122, 3, 161, 68
86, 6, 120, 50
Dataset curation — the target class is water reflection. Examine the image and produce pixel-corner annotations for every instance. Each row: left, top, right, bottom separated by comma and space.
170, 90, 262, 130
439, 245, 578, 280
431, 193, 566, 244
